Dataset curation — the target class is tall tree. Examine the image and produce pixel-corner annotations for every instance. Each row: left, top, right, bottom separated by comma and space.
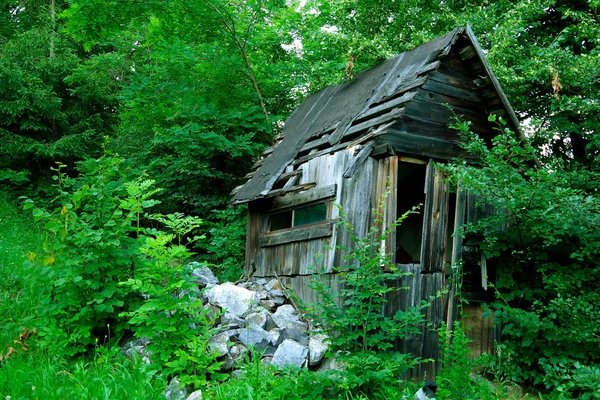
0, 0, 120, 191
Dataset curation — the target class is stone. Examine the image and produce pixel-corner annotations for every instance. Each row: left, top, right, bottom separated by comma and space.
238, 323, 273, 351
205, 283, 259, 317
245, 309, 268, 329
271, 339, 308, 369
190, 264, 219, 286
202, 304, 221, 325
317, 356, 345, 372
272, 296, 286, 306
271, 305, 307, 330
208, 332, 230, 357
259, 299, 276, 310
268, 328, 281, 345
220, 343, 250, 371
165, 376, 187, 400
275, 328, 309, 347
261, 356, 273, 365
122, 337, 152, 365
308, 334, 328, 366
265, 279, 281, 292
186, 390, 203, 400
229, 343, 248, 364
221, 312, 246, 329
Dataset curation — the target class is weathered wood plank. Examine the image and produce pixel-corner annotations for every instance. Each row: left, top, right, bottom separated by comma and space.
380, 126, 466, 161
461, 303, 494, 358
262, 182, 317, 200
245, 203, 262, 278
405, 99, 493, 133
299, 107, 405, 156
259, 222, 334, 247
267, 184, 337, 211
422, 79, 481, 103
422, 165, 450, 273
343, 142, 375, 179
374, 156, 398, 261
355, 92, 416, 123
370, 143, 395, 159
428, 70, 479, 92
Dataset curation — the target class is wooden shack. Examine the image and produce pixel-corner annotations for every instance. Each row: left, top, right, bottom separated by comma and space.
232, 26, 522, 377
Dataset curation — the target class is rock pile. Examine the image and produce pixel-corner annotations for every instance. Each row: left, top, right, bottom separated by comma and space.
195, 264, 329, 371
125, 263, 331, 400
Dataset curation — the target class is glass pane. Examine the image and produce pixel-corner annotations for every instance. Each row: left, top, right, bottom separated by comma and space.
270, 210, 293, 231
293, 203, 327, 227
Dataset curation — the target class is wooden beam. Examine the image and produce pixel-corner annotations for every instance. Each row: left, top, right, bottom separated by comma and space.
263, 182, 317, 200
343, 142, 375, 179
268, 184, 337, 211
259, 222, 334, 247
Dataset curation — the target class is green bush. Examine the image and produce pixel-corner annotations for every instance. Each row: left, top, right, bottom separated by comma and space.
444, 115, 600, 395
308, 201, 427, 397
23, 156, 158, 355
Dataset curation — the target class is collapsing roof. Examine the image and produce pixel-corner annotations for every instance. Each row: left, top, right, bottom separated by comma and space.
232, 25, 522, 205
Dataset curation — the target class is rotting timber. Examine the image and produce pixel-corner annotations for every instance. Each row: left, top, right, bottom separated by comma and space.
231, 26, 516, 380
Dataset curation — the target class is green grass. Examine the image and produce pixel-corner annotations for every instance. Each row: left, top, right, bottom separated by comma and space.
0, 192, 167, 399
0, 192, 44, 347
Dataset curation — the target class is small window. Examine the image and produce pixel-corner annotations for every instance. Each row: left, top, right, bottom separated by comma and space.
270, 210, 293, 230
268, 202, 328, 232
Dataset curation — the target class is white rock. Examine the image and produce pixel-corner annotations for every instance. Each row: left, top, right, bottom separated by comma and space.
271, 305, 307, 330
186, 390, 203, 400
271, 339, 308, 369
238, 323, 273, 350
190, 264, 219, 286
245, 309, 269, 329
221, 312, 246, 328
308, 334, 329, 366
208, 332, 230, 357
165, 376, 187, 400
268, 328, 281, 345
205, 283, 259, 317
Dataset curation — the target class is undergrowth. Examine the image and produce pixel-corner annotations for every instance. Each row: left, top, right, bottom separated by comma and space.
0, 191, 167, 398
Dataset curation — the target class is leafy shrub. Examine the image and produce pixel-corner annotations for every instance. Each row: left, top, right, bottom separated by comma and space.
121, 232, 225, 389
436, 323, 495, 400
308, 201, 427, 396
23, 156, 158, 355
444, 115, 600, 394
196, 206, 247, 282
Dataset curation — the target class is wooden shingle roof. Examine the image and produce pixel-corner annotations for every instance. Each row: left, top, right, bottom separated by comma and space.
232, 25, 522, 205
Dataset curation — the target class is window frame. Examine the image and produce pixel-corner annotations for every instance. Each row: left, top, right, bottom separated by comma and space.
258, 184, 337, 248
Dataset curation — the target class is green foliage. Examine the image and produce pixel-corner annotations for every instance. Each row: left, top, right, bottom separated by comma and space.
0, 2, 119, 186
197, 206, 247, 282
308, 201, 427, 396
120, 234, 224, 389
444, 116, 600, 395
204, 351, 415, 400
0, 346, 167, 399
0, 190, 166, 399
436, 323, 495, 400
22, 155, 159, 355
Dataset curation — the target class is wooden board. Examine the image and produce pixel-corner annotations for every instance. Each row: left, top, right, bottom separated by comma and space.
384, 265, 446, 380
461, 303, 495, 358
421, 163, 450, 273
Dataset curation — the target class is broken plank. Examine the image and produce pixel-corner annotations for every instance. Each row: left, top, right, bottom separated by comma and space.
268, 184, 337, 211
263, 182, 317, 200
355, 92, 416, 124
343, 142, 375, 178
259, 222, 334, 247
